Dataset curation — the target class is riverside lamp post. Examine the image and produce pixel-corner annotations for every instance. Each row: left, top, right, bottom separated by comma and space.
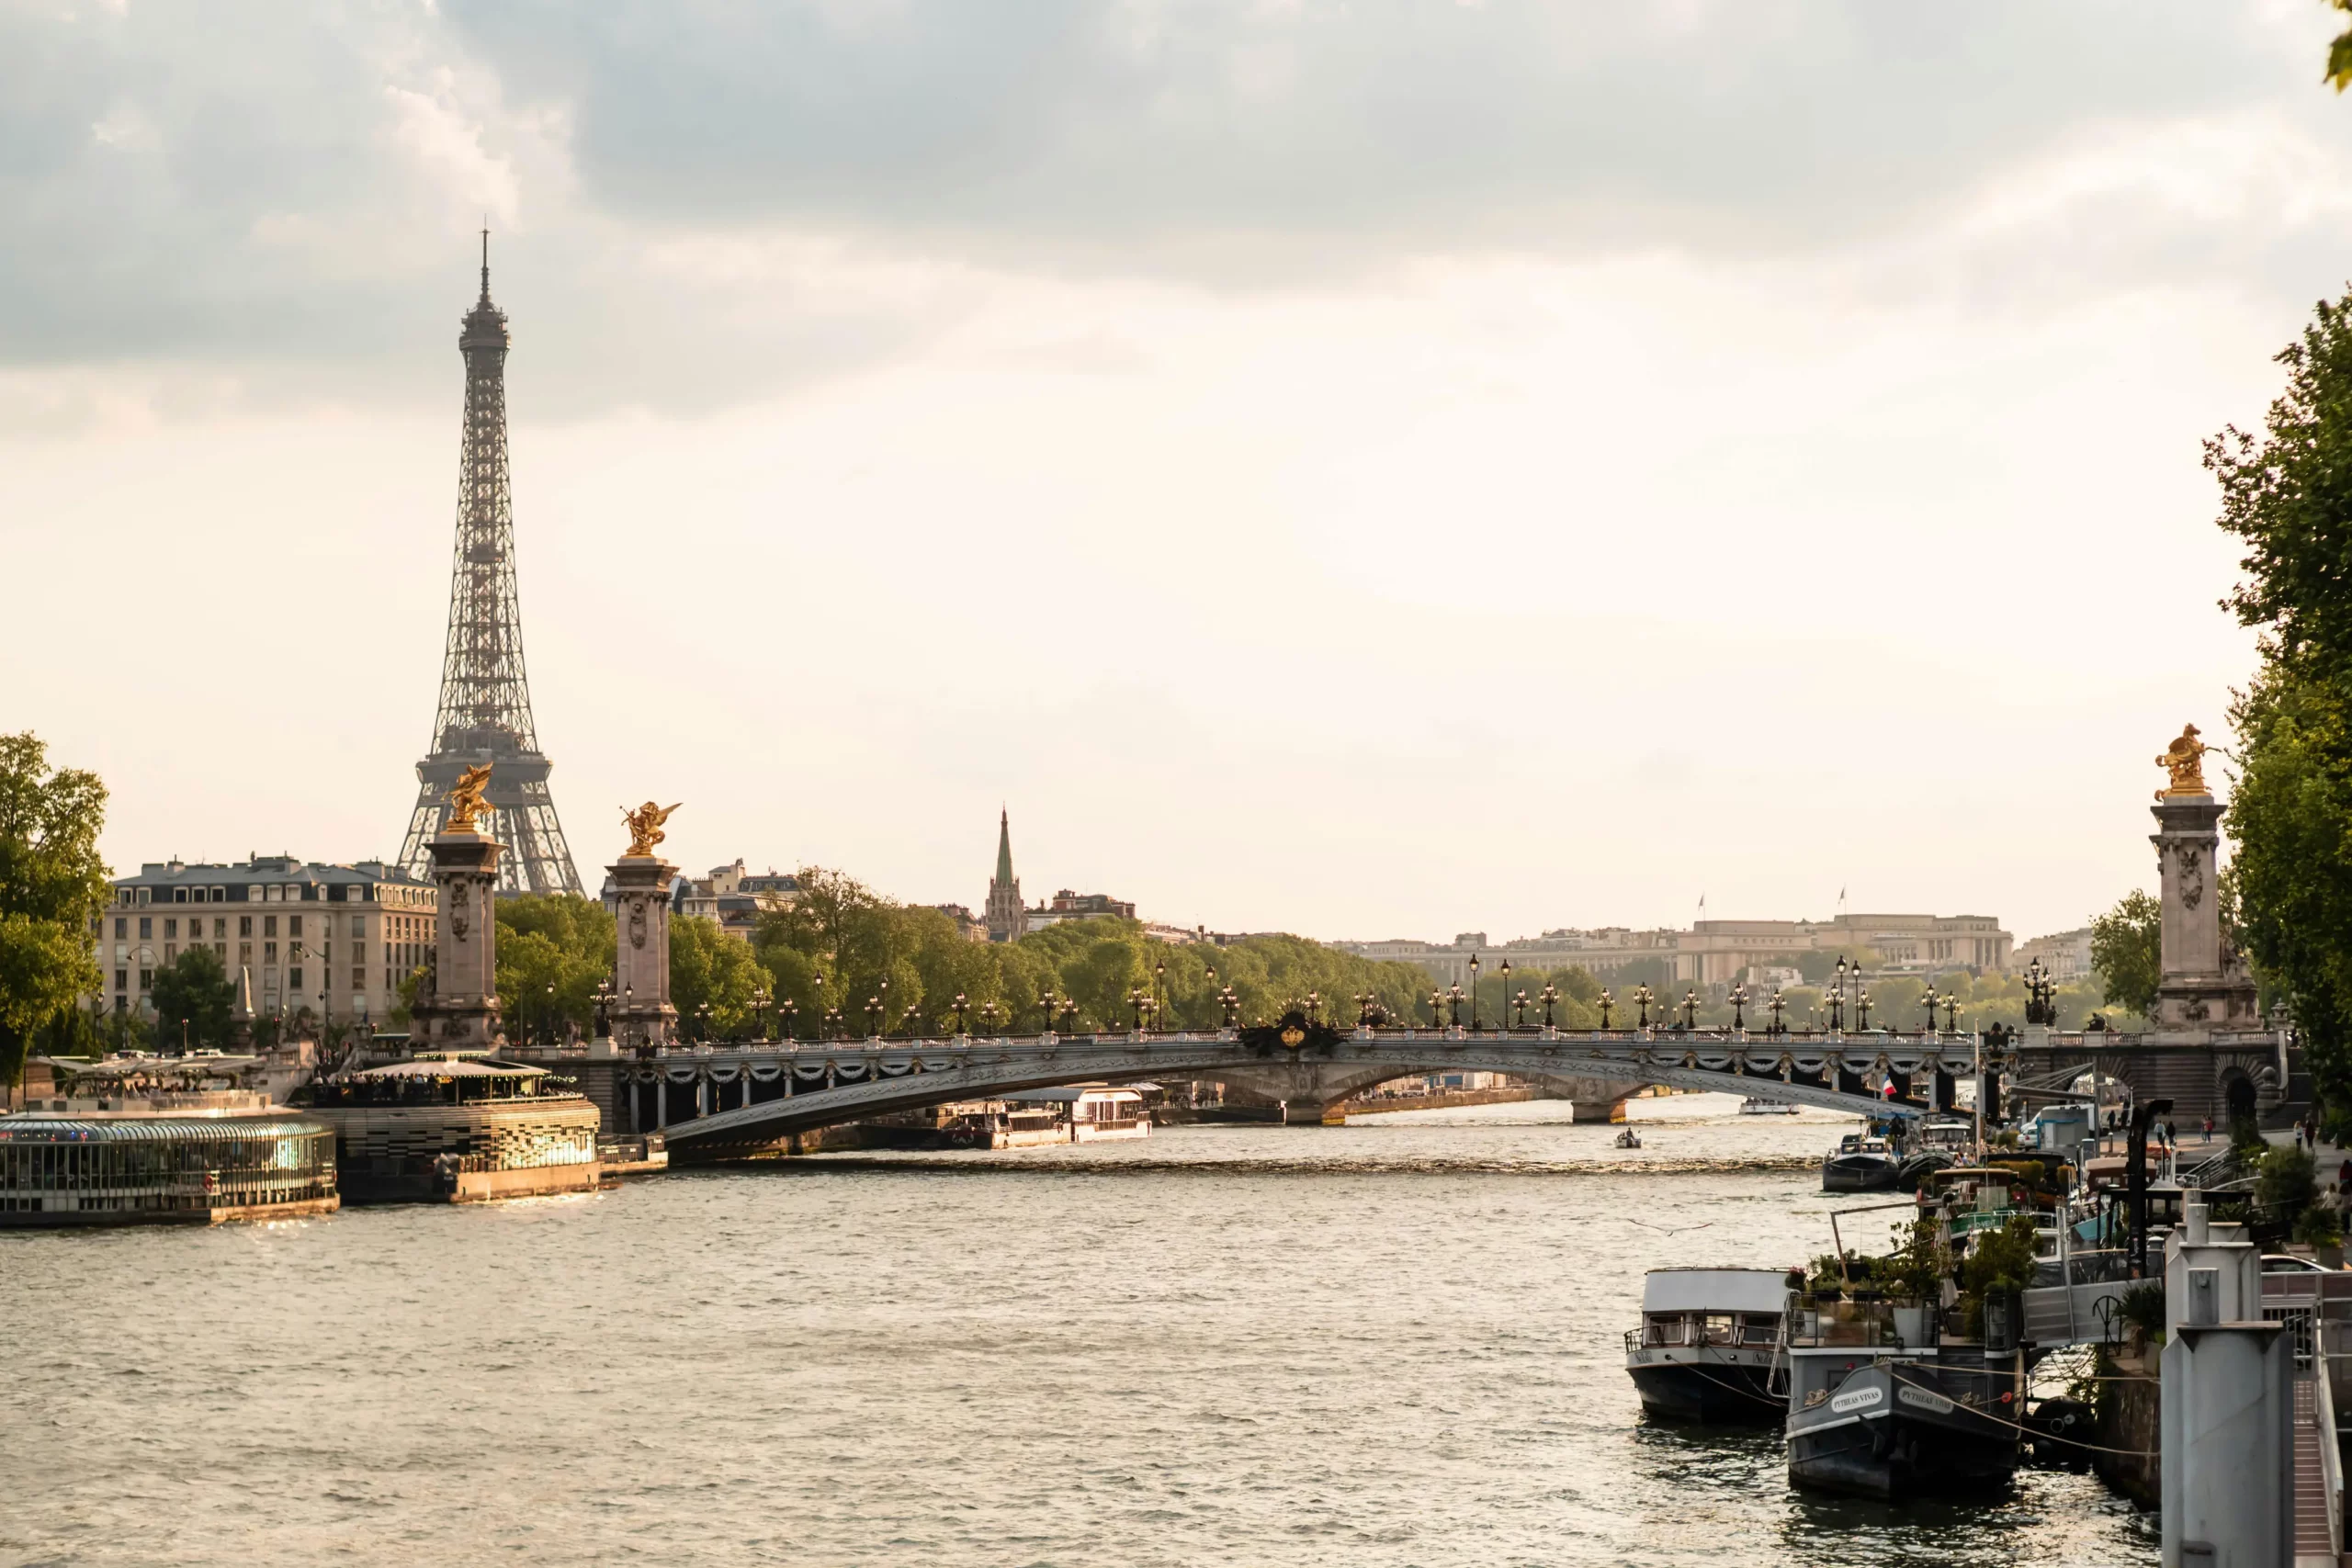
1060, 998, 1080, 1035
1155, 960, 1167, 1031
1498, 960, 1512, 1029
1769, 988, 1786, 1036
952, 992, 968, 1034
1944, 993, 1961, 1034
1679, 990, 1698, 1031
1446, 984, 1465, 1029
1467, 953, 1481, 1032
979, 999, 1001, 1033
1857, 990, 1872, 1032
1921, 989, 1939, 1036
1427, 989, 1443, 1029
1598, 988, 1613, 1030
1539, 983, 1558, 1029
782, 998, 798, 1041
752, 987, 768, 1043
1729, 984, 1749, 1031
1633, 985, 1654, 1029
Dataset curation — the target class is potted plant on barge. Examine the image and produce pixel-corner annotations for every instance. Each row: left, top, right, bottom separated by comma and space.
1958, 1212, 2039, 1340
1888, 1214, 1949, 1348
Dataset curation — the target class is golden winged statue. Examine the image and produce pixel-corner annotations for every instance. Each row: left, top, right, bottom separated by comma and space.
444, 762, 493, 833
2154, 724, 2211, 799
622, 800, 683, 858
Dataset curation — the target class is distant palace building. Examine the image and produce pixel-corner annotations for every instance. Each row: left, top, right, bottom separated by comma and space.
1340, 911, 2013, 989
96, 856, 438, 1026
673, 860, 801, 941
2012, 927, 2095, 984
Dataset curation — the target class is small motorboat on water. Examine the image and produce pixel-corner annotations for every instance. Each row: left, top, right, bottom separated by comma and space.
1739, 1098, 1799, 1116
1623, 1267, 1792, 1424
1615, 1129, 1642, 1149
1821, 1130, 1904, 1192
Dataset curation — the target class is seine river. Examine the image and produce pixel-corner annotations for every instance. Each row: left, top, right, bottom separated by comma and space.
1, 1098, 2154, 1567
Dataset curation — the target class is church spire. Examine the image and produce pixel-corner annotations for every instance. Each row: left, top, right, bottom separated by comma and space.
985, 807, 1026, 943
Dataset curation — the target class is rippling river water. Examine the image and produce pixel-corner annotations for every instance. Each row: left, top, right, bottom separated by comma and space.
2, 1097, 2155, 1567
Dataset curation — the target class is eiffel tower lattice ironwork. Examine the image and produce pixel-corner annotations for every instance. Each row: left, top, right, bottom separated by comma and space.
396, 235, 584, 896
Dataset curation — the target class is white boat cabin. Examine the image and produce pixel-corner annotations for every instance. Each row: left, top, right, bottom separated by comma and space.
1637, 1267, 1791, 1348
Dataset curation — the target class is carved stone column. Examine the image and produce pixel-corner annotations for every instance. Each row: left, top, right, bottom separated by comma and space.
410, 828, 503, 1053
2151, 792, 2259, 1032
608, 854, 679, 1051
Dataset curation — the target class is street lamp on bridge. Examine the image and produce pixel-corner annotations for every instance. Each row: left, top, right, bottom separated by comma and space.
1467, 953, 1481, 1032
1856, 989, 1872, 1032
1498, 960, 1512, 1030
952, 992, 968, 1035
1633, 985, 1653, 1029
1679, 989, 1698, 1031
1729, 984, 1747, 1032
1769, 987, 1785, 1036
1598, 988, 1612, 1030
1445, 984, 1465, 1030
1539, 982, 1558, 1030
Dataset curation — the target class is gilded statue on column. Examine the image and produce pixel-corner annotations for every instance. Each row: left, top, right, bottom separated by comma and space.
444, 763, 493, 832
622, 800, 682, 858
2154, 724, 2211, 799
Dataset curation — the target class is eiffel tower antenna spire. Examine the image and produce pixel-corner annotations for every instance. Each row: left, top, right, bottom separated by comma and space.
397, 245, 585, 896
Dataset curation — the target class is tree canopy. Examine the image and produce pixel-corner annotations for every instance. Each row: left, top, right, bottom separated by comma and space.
148, 945, 235, 1052
2212, 284, 2352, 1134
2089, 891, 2162, 1017
0, 733, 109, 1087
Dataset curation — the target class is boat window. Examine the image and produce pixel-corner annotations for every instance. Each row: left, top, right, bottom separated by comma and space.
1702, 1314, 1735, 1344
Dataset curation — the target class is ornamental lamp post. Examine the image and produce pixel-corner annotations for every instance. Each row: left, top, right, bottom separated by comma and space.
1598, 988, 1613, 1030
952, 992, 968, 1034
1634, 985, 1653, 1029
1857, 990, 1872, 1032
1769, 987, 1786, 1035
1944, 993, 1961, 1034
1498, 960, 1512, 1029
1428, 988, 1443, 1029
1306, 989, 1320, 1024
1446, 984, 1464, 1029
1155, 960, 1167, 1031
1467, 953, 1482, 1032
1060, 998, 1079, 1034
1922, 988, 1939, 1036
782, 998, 798, 1041
1540, 982, 1559, 1029
1513, 988, 1530, 1029
1680, 989, 1698, 1031
1729, 984, 1747, 1032
752, 987, 768, 1043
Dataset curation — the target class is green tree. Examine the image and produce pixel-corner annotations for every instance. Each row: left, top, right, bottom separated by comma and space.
671, 915, 772, 1040
148, 945, 235, 1052
493, 894, 616, 1043
0, 733, 109, 1088
2090, 891, 2162, 1017
2210, 286, 2352, 1133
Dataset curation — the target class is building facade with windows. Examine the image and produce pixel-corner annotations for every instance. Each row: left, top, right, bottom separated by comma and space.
95, 856, 437, 1028
673, 860, 801, 941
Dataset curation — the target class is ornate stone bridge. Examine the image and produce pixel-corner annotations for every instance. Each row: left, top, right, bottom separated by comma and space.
546, 1027, 2000, 1157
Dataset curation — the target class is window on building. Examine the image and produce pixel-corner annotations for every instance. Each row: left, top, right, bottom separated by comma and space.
138, 968, 152, 989
240, 943, 253, 964
214, 942, 225, 960
114, 969, 126, 990
289, 915, 302, 938
163, 942, 175, 963
164, 918, 177, 940
350, 915, 365, 938
264, 916, 277, 938
288, 967, 303, 992
265, 942, 277, 963
114, 918, 126, 939
351, 967, 365, 990
240, 916, 253, 937
138, 916, 151, 939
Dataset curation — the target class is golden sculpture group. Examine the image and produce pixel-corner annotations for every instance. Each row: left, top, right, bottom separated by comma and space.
622, 800, 682, 858
443, 762, 493, 832
2155, 723, 2211, 799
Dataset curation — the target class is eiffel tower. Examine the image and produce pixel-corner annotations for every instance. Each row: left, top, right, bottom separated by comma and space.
396, 235, 584, 897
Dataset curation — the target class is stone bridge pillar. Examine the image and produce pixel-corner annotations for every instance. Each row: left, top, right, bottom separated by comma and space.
608, 852, 678, 1053
409, 825, 502, 1054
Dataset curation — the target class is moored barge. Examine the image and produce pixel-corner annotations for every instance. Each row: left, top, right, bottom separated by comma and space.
1623, 1266, 1791, 1424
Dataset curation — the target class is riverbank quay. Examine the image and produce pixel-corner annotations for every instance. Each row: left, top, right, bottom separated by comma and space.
0, 1092, 337, 1227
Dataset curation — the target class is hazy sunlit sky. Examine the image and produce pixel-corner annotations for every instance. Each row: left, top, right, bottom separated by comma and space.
5, 2, 2346, 944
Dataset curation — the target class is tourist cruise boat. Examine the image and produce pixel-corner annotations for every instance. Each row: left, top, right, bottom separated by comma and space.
0, 1056, 337, 1227
1623, 1267, 1791, 1424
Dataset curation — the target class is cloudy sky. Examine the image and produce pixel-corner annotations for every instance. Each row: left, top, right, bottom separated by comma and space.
4, 0, 2346, 945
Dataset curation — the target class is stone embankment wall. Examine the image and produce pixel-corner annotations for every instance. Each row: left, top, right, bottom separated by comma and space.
2093, 1346, 2160, 1509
